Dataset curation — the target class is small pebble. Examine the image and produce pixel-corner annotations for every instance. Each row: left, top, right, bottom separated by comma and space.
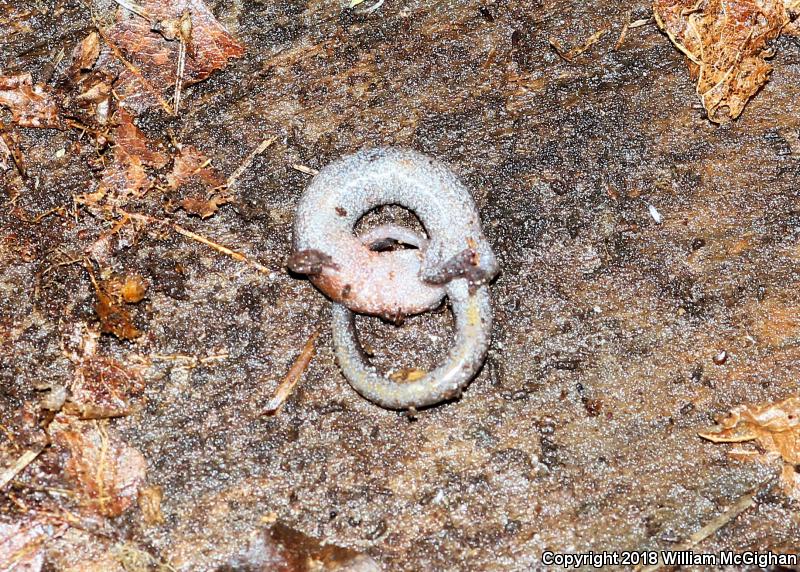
713, 350, 728, 365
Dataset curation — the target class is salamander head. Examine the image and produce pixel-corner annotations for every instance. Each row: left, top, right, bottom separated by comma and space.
421, 238, 499, 287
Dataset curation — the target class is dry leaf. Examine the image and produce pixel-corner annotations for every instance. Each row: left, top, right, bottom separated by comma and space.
654, 0, 799, 122
70, 32, 101, 74
66, 355, 145, 419
103, 0, 244, 113
176, 195, 228, 218
48, 414, 147, 517
168, 145, 224, 189
0, 73, 62, 128
700, 396, 800, 499
114, 109, 169, 168
63, 322, 145, 413
168, 145, 228, 218
0, 518, 50, 572
101, 109, 168, 204
58, 32, 115, 127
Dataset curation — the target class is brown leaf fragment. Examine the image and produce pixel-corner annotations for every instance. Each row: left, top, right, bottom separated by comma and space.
138, 485, 165, 525
0, 517, 50, 572
168, 144, 224, 189
0, 73, 62, 128
70, 31, 101, 74
114, 109, 169, 168
101, 109, 168, 204
177, 195, 228, 218
73, 77, 112, 105
103, 0, 244, 113
61, 322, 144, 418
653, 0, 798, 122
700, 396, 800, 499
225, 523, 381, 572
66, 356, 145, 419
58, 31, 113, 127
47, 414, 147, 517
95, 289, 141, 340
168, 145, 228, 218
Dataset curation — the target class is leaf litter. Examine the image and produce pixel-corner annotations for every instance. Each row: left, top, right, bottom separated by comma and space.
0, 2, 369, 569
699, 396, 800, 500
653, 0, 800, 122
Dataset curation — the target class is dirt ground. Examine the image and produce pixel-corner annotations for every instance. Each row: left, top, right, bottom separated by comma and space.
2, 0, 800, 570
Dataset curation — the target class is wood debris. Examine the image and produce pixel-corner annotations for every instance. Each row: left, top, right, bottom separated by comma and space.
0, 448, 43, 490
172, 223, 271, 273
699, 396, 800, 500
262, 330, 320, 416
226, 137, 276, 188
138, 485, 166, 525
653, 0, 800, 122
291, 164, 319, 176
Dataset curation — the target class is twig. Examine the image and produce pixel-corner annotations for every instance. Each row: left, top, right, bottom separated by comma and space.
615, 14, 631, 50
172, 224, 271, 274
0, 448, 44, 490
353, 0, 385, 14
292, 164, 318, 176
226, 137, 277, 188
118, 210, 272, 274
628, 18, 652, 29
550, 28, 608, 62
172, 10, 191, 115
262, 330, 320, 416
